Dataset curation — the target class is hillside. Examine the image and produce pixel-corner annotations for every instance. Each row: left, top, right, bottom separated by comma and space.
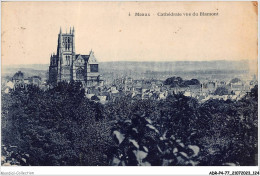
1, 60, 251, 81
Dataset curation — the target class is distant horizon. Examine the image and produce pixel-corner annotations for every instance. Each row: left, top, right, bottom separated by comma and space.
2, 59, 257, 77
1, 59, 253, 66
2, 59, 256, 82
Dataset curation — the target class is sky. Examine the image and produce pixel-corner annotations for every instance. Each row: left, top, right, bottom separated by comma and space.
1, 1, 258, 68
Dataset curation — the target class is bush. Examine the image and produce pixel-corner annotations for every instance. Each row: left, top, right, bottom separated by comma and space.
1, 82, 112, 166
1, 83, 257, 166
108, 113, 200, 166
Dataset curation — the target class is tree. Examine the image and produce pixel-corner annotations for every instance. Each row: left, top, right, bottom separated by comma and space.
214, 87, 229, 96
164, 77, 200, 87
230, 78, 241, 84
2, 82, 112, 166
2, 80, 257, 166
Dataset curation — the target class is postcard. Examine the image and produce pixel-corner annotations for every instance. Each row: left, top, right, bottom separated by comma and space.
1, 1, 258, 175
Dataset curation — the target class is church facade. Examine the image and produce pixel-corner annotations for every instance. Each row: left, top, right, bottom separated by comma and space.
49, 27, 103, 87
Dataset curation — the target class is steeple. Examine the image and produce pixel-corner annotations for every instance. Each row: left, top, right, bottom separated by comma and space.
59, 27, 62, 34
90, 49, 94, 55
70, 27, 71, 34
72, 26, 75, 34
50, 54, 53, 65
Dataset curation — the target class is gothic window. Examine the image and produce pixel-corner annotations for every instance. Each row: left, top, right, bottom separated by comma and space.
66, 55, 70, 66
68, 37, 71, 50
63, 37, 66, 49
63, 37, 71, 50
76, 68, 84, 80
90, 64, 98, 72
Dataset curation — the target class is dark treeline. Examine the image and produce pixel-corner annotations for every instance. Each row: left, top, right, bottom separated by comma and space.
164, 77, 200, 87
1, 82, 258, 166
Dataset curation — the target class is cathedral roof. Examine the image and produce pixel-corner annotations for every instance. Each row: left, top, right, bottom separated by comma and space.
76, 54, 90, 62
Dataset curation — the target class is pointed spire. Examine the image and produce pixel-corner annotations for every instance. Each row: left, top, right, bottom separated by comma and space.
59, 27, 62, 34
72, 26, 75, 33
70, 27, 71, 34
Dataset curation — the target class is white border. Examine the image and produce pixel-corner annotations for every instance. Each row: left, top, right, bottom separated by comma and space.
1, 166, 259, 176
0, 0, 259, 175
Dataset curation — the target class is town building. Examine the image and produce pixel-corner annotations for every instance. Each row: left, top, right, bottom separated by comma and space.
11, 71, 42, 90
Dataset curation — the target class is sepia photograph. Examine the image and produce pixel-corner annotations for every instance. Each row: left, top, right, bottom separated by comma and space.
0, 1, 258, 175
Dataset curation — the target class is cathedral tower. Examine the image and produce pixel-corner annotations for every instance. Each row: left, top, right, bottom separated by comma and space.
49, 27, 103, 88
57, 27, 76, 82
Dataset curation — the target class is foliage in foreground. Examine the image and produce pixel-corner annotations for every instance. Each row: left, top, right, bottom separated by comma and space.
1, 83, 258, 166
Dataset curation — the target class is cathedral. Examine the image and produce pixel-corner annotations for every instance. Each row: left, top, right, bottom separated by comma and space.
49, 27, 103, 87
